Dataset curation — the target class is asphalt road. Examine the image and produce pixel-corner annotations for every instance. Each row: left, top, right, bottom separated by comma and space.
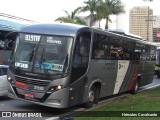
0, 76, 160, 120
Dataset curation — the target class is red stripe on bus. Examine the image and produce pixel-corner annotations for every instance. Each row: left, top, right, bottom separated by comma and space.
128, 64, 139, 91
15, 81, 25, 88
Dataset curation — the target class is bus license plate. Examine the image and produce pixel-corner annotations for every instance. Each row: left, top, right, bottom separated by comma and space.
24, 92, 35, 99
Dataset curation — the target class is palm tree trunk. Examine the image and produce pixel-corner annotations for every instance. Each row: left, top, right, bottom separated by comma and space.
90, 15, 92, 27
105, 16, 109, 29
99, 19, 101, 28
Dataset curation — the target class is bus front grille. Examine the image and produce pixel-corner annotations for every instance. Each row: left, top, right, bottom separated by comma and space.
15, 76, 50, 86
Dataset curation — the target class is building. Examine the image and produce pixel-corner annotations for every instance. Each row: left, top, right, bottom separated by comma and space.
153, 15, 160, 42
129, 6, 153, 42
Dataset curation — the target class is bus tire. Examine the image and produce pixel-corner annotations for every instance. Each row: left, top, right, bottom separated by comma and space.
84, 86, 98, 108
131, 79, 140, 94
157, 72, 160, 78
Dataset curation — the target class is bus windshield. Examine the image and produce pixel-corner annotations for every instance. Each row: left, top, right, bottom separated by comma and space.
10, 33, 73, 76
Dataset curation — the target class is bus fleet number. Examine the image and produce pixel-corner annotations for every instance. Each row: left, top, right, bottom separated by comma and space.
34, 85, 44, 91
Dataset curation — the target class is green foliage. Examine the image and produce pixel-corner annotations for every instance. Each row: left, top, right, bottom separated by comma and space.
55, 8, 87, 25
79, 0, 98, 26
55, 0, 125, 28
79, 0, 125, 28
102, 0, 125, 29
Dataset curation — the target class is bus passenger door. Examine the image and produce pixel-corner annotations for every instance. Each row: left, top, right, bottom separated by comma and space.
69, 31, 91, 106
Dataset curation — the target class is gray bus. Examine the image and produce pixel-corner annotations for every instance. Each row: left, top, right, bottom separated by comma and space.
7, 23, 156, 108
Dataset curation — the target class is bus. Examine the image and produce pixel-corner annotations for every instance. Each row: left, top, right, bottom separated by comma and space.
0, 27, 18, 65
155, 47, 160, 77
7, 23, 156, 108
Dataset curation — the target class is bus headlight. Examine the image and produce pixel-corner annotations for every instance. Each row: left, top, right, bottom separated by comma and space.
47, 85, 63, 93
8, 77, 11, 81
57, 85, 62, 90
8, 76, 15, 85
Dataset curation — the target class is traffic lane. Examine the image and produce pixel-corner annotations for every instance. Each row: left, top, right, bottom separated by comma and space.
0, 96, 82, 120
0, 96, 77, 111
0, 97, 49, 119
0, 95, 83, 118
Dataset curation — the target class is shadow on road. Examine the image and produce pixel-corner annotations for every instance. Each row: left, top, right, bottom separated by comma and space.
0, 96, 12, 101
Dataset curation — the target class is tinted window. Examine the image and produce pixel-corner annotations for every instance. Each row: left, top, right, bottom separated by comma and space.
123, 40, 135, 60
71, 32, 91, 82
92, 33, 109, 59
151, 46, 156, 61
109, 36, 123, 60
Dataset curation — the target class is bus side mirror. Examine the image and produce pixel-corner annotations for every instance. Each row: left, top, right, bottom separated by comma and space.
3, 31, 18, 51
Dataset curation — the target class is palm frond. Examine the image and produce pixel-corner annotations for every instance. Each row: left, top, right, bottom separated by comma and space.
63, 10, 70, 17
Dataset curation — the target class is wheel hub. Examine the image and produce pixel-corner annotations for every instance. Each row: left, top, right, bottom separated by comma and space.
88, 90, 95, 102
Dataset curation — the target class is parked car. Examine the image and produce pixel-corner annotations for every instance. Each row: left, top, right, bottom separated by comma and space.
0, 65, 9, 96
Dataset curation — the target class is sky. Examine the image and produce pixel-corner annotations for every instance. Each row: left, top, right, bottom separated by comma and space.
0, 0, 160, 29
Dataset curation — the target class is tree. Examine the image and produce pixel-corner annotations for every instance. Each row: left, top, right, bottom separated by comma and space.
79, 0, 125, 28
55, 8, 86, 25
103, 0, 125, 29
79, 0, 98, 27
94, 1, 106, 28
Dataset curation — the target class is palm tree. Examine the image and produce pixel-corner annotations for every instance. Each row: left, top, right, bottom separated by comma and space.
103, 0, 125, 29
94, 1, 106, 27
79, 0, 98, 27
55, 8, 86, 25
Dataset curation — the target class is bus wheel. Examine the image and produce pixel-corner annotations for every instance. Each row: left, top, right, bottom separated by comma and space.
131, 79, 139, 94
157, 73, 160, 78
158, 75, 160, 78
84, 86, 97, 108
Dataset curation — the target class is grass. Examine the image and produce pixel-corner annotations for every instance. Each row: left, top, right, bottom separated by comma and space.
75, 87, 160, 120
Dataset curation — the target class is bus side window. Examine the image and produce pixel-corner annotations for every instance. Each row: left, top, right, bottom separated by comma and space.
134, 43, 142, 60
123, 40, 135, 60
140, 45, 150, 61
109, 37, 123, 60
71, 32, 91, 82
151, 46, 156, 61
92, 33, 109, 59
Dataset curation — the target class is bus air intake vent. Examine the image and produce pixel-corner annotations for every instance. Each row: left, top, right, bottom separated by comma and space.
15, 76, 50, 86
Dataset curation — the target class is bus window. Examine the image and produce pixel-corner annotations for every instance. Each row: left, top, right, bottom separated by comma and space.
109, 36, 123, 60
141, 45, 150, 61
92, 33, 109, 59
123, 40, 135, 60
151, 46, 156, 61
71, 32, 91, 82
135, 43, 143, 60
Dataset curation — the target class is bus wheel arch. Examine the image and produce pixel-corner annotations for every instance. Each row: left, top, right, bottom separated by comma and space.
131, 76, 141, 94
84, 82, 101, 108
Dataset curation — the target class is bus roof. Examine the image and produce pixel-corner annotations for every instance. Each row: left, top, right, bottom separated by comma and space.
20, 23, 89, 36
104, 30, 155, 46
19, 23, 155, 47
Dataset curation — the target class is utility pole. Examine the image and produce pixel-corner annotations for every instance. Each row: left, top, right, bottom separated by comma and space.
143, 0, 154, 41
146, 6, 150, 41
145, 7, 156, 41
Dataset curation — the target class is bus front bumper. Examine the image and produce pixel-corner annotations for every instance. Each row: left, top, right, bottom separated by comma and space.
7, 82, 70, 108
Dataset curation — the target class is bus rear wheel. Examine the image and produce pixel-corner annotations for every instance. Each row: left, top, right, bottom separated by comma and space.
131, 79, 140, 94
84, 86, 98, 108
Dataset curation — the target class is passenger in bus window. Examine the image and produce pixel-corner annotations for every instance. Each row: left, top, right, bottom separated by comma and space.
110, 47, 123, 59
118, 50, 123, 59
94, 49, 104, 58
